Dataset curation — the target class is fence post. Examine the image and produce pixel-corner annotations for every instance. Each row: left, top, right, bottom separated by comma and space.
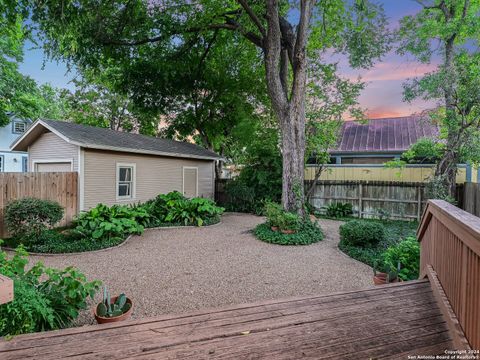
416, 186, 422, 222
358, 183, 363, 218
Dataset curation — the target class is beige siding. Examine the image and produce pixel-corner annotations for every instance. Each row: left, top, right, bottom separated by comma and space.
83, 149, 214, 209
29, 132, 79, 171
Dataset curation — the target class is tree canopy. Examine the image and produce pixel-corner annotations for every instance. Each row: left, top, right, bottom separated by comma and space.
398, 0, 480, 195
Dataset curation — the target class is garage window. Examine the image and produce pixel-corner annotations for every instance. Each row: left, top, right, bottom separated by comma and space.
116, 163, 135, 200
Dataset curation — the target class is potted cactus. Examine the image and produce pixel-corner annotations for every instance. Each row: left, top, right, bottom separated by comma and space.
94, 286, 133, 324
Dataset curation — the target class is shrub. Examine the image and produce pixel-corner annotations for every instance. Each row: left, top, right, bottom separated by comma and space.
0, 246, 100, 336
147, 191, 224, 226
339, 220, 386, 247
264, 201, 283, 227
5, 198, 64, 242
254, 218, 323, 245
73, 204, 144, 241
324, 202, 353, 218
382, 237, 420, 281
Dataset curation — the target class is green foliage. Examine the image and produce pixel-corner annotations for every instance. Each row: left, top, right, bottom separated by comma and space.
254, 219, 324, 246
382, 237, 420, 281
425, 175, 456, 204
338, 219, 418, 271
96, 287, 131, 318
401, 138, 445, 164
0, 246, 100, 336
339, 220, 386, 248
264, 202, 301, 231
324, 202, 353, 219
5, 198, 64, 243
224, 126, 282, 213
73, 204, 145, 242
145, 191, 224, 226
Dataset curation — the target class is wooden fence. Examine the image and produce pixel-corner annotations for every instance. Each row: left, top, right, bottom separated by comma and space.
418, 200, 480, 349
463, 182, 480, 217
0, 172, 78, 238
307, 180, 427, 221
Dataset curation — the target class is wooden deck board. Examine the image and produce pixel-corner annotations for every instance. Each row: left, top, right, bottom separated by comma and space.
0, 280, 454, 359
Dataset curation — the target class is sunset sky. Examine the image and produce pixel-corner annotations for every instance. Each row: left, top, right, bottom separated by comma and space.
19, 1, 437, 119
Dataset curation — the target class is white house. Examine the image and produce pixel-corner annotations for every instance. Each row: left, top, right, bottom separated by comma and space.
0, 114, 30, 172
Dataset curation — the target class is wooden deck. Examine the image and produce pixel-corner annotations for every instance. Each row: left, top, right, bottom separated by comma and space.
0, 280, 454, 359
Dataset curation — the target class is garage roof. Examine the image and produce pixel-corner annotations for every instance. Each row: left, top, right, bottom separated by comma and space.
11, 119, 222, 161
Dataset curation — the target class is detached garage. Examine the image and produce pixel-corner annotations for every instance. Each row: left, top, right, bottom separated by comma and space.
11, 119, 221, 211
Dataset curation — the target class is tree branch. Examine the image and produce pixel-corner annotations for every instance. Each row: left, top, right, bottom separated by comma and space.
236, 0, 266, 38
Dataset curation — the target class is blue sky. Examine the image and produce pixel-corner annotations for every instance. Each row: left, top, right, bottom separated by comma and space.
18, 0, 435, 118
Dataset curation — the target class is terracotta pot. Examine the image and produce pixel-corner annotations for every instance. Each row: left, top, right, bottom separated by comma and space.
271, 226, 279, 231
280, 229, 296, 235
94, 296, 133, 324
373, 272, 398, 285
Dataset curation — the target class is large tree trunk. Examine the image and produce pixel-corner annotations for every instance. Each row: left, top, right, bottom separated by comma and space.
264, 0, 312, 215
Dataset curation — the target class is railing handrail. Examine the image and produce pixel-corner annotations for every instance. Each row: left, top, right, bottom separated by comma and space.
418, 199, 480, 350
418, 199, 480, 255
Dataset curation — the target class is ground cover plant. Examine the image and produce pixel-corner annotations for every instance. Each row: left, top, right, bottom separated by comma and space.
254, 202, 323, 245
338, 218, 419, 280
3, 192, 224, 254
0, 245, 100, 336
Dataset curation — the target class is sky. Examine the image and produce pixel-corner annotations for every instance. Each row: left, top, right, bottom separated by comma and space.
18, 0, 437, 119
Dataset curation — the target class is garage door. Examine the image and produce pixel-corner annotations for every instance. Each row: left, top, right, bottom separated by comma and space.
35, 162, 72, 172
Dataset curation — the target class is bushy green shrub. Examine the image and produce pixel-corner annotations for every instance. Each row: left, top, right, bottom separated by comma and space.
324, 202, 353, 218
146, 191, 224, 226
339, 220, 386, 247
382, 236, 420, 280
73, 204, 144, 241
254, 218, 323, 245
0, 246, 100, 336
264, 202, 300, 231
5, 198, 64, 242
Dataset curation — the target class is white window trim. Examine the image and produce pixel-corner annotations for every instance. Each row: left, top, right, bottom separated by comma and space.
182, 166, 199, 197
32, 159, 74, 172
12, 120, 27, 134
116, 162, 136, 201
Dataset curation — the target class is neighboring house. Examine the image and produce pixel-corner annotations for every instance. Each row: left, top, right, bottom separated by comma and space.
306, 115, 478, 183
0, 115, 30, 172
11, 120, 221, 211
330, 115, 439, 164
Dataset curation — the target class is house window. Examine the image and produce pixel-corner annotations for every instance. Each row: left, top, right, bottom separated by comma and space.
116, 163, 135, 199
0, 156, 3, 172
22, 156, 28, 172
12, 121, 27, 134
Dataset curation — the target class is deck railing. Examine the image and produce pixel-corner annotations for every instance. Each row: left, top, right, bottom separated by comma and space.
418, 200, 480, 349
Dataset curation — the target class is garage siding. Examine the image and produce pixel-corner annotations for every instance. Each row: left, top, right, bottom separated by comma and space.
29, 132, 79, 171
83, 149, 214, 209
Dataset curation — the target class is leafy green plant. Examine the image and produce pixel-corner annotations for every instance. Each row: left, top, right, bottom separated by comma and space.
277, 212, 301, 231
147, 191, 224, 226
264, 201, 283, 227
96, 287, 131, 318
0, 245, 100, 336
382, 237, 420, 281
339, 220, 386, 248
324, 202, 353, 218
254, 218, 324, 245
5, 198, 64, 243
73, 204, 144, 241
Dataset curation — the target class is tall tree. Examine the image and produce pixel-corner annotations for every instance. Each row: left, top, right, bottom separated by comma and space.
398, 0, 480, 196
31, 0, 389, 213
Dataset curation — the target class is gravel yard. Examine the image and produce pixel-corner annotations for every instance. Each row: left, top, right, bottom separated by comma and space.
28, 213, 374, 326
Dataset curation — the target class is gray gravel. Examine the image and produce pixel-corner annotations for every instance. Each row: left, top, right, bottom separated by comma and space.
27, 213, 374, 326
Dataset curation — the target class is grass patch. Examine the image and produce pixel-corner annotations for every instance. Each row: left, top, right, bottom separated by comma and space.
254, 220, 324, 245
338, 218, 418, 268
